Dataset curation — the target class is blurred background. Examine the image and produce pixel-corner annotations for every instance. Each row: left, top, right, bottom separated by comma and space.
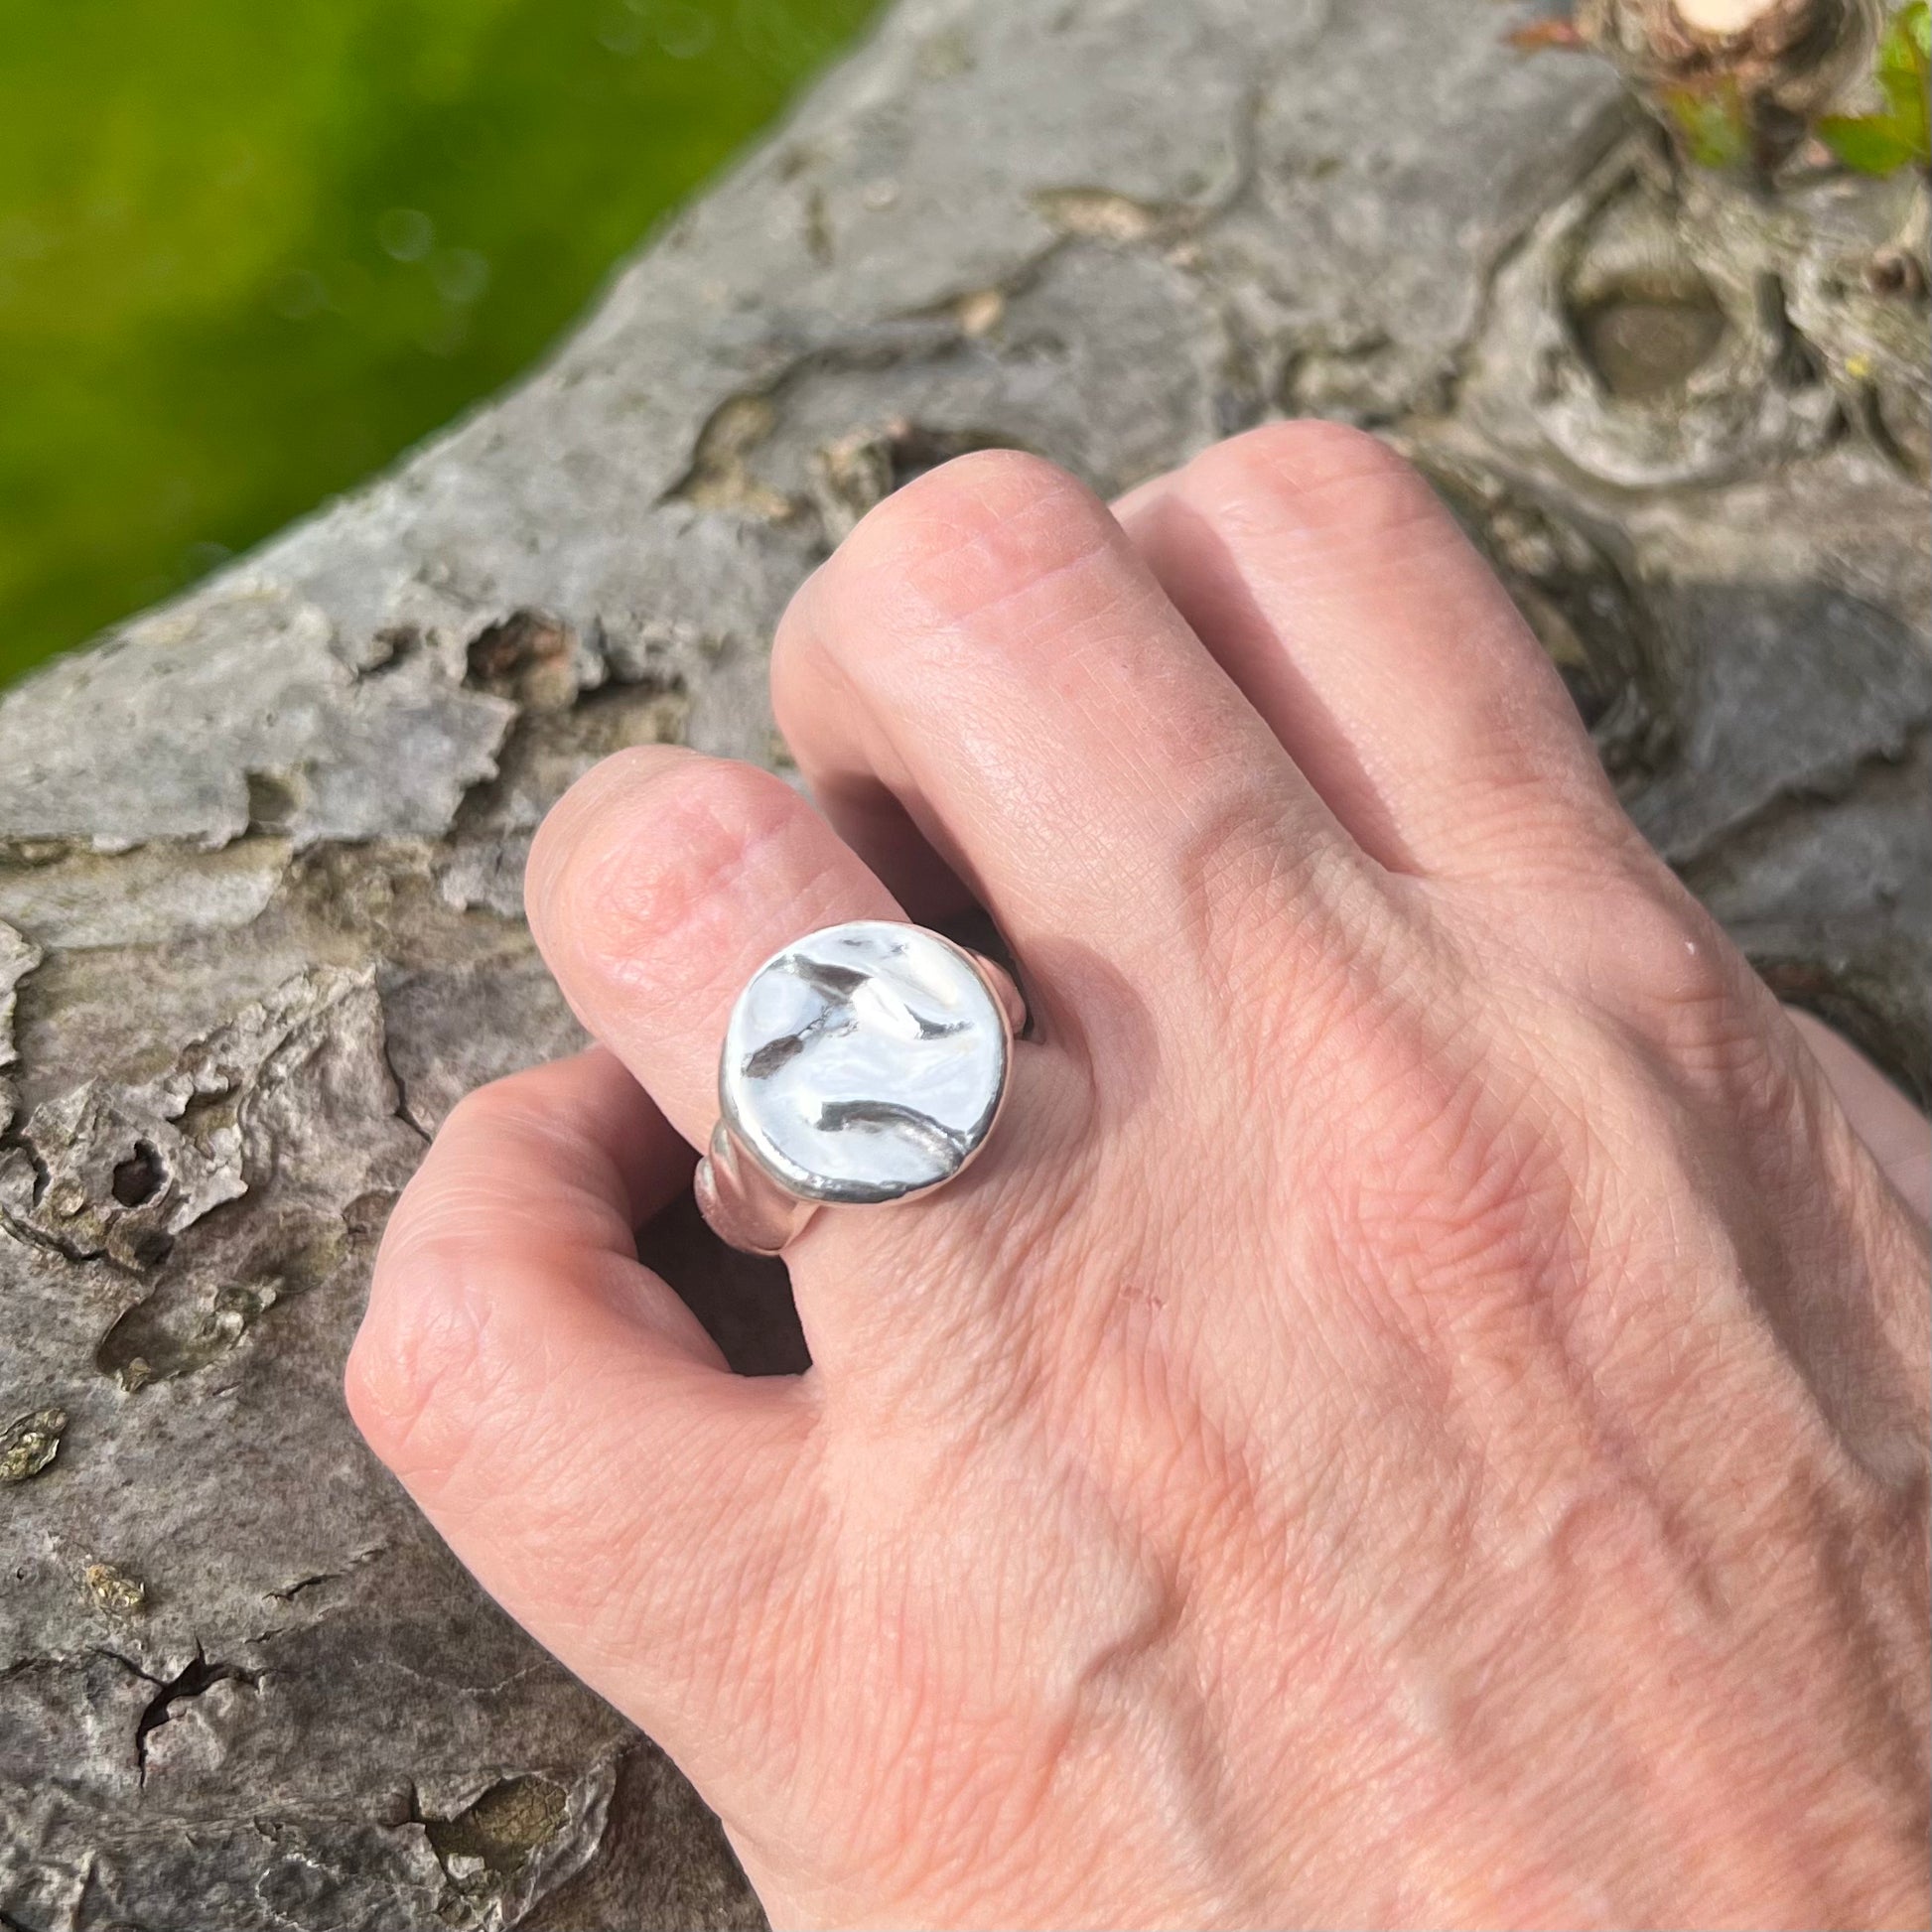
0, 0, 879, 688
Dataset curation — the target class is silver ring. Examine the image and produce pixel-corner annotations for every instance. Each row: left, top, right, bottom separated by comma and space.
694, 919, 1027, 1256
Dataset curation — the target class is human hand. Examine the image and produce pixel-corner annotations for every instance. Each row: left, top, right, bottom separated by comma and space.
347, 425, 1930, 1928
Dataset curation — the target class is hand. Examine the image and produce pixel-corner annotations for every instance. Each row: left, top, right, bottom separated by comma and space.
347, 425, 1930, 1928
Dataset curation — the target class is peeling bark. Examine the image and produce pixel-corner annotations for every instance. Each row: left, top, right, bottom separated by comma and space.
1, 0, 1926, 1926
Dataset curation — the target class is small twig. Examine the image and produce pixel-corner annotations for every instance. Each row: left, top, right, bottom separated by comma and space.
1509, 19, 1590, 50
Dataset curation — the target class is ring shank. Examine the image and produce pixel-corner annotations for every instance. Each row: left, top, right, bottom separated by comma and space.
695, 1120, 820, 1257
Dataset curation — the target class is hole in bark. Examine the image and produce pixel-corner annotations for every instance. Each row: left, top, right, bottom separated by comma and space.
424, 1776, 568, 1887
1563, 183, 1734, 404
880, 424, 1019, 490
244, 770, 299, 835
111, 1141, 165, 1207
465, 610, 575, 706
96, 1226, 338, 1386
1572, 284, 1727, 401
128, 1228, 175, 1270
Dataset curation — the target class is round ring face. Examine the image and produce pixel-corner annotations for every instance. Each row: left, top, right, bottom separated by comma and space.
720, 921, 1012, 1206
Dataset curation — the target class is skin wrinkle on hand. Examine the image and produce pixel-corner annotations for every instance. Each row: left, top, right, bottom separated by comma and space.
353, 427, 1930, 1929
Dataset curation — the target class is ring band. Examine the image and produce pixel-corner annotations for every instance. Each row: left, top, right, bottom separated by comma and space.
695, 919, 1027, 1256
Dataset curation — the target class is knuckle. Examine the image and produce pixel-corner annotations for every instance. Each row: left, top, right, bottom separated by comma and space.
879, 446, 1092, 544
1541, 873, 1799, 1142
526, 742, 683, 918
346, 1071, 573, 1488
345, 1224, 499, 1491
535, 752, 801, 1001
820, 447, 1117, 642
1182, 418, 1447, 545
437, 1070, 544, 1146
1579, 875, 1756, 1042
1174, 783, 1392, 1054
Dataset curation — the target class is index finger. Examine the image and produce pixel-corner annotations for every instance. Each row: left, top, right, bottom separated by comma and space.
345, 1050, 814, 1777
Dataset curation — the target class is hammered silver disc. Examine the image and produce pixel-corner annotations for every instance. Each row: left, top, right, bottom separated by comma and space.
719, 920, 1012, 1205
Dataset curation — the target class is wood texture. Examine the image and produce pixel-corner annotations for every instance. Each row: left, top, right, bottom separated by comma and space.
2, 2, 1926, 1924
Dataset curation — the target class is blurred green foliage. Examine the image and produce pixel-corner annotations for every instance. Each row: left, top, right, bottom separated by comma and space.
1818, 1, 1930, 175
0, 0, 878, 686
1664, 0, 1931, 173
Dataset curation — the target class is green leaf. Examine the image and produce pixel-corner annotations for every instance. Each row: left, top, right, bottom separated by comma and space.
1875, 3, 1931, 148
1817, 112, 1922, 173
1876, 63, 1925, 123
1666, 83, 1753, 169
1899, 0, 1930, 61
1813, 5, 1931, 176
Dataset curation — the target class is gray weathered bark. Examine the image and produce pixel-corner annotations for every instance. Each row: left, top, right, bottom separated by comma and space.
2, 0, 1926, 1925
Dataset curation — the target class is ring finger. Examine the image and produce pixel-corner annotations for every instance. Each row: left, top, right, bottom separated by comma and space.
523, 743, 1080, 1375
524, 744, 902, 1155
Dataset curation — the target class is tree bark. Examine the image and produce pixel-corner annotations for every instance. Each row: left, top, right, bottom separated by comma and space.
1, 1, 1926, 1926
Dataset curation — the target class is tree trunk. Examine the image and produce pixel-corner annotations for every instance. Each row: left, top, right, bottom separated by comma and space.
1, 1, 1926, 1925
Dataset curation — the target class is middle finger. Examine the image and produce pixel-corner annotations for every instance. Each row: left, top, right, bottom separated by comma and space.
770, 451, 1359, 1028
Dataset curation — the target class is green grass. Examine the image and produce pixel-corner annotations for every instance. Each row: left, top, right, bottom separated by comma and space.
0, 0, 879, 687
